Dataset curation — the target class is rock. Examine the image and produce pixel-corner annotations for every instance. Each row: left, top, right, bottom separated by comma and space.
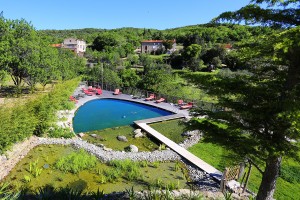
90, 134, 98, 138
96, 143, 104, 148
134, 132, 144, 138
78, 133, 85, 137
181, 130, 200, 137
117, 135, 128, 142
126, 145, 138, 152
103, 147, 112, 151
134, 129, 142, 134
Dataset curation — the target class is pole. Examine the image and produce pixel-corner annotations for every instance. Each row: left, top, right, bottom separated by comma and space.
101, 63, 103, 89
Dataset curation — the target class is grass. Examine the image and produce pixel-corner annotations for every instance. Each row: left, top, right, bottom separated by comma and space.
2, 145, 188, 194
188, 140, 300, 199
149, 119, 187, 144
82, 125, 159, 151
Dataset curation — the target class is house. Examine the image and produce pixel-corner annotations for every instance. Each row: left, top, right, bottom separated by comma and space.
51, 38, 87, 57
141, 40, 176, 54
62, 38, 86, 56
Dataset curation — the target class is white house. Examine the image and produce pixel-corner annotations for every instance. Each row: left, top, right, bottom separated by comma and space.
62, 38, 86, 56
141, 40, 176, 54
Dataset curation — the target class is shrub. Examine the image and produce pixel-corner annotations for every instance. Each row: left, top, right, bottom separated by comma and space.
0, 78, 81, 153
48, 127, 74, 138
54, 149, 97, 173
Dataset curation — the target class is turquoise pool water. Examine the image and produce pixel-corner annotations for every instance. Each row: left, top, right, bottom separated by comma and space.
73, 99, 172, 133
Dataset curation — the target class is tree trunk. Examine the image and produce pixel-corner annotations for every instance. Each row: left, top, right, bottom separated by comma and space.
256, 155, 282, 200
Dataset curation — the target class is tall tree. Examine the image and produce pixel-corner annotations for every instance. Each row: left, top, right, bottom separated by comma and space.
0, 18, 39, 92
188, 1, 300, 200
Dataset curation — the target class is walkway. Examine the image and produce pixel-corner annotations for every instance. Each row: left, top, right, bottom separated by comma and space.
135, 122, 223, 182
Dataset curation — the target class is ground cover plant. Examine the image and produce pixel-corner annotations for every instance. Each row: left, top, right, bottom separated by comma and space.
82, 125, 159, 151
2, 145, 188, 194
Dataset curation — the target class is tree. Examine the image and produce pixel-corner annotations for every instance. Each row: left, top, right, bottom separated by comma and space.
181, 44, 203, 71
187, 1, 300, 199
119, 69, 141, 87
91, 32, 125, 51
0, 18, 39, 92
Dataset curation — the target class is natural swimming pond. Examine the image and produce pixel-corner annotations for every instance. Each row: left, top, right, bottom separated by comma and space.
73, 99, 173, 133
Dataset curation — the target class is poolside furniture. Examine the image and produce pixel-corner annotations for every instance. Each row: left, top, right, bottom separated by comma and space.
180, 102, 193, 109
155, 98, 165, 103
145, 94, 155, 101
113, 88, 121, 95
96, 89, 102, 95
83, 89, 94, 96
178, 99, 184, 105
69, 96, 78, 103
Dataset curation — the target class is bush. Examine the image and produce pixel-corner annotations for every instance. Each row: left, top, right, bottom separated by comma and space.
54, 149, 97, 173
48, 127, 74, 138
0, 78, 80, 153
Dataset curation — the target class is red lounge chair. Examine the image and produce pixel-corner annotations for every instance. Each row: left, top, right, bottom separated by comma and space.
113, 88, 121, 95
69, 96, 78, 103
178, 99, 184, 105
155, 98, 165, 103
180, 102, 193, 109
83, 89, 93, 96
145, 94, 155, 101
96, 89, 102, 95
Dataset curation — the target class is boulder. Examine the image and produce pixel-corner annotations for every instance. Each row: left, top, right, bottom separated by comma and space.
117, 135, 128, 142
126, 145, 138, 153
90, 134, 98, 138
103, 147, 112, 151
134, 129, 142, 134
78, 133, 85, 138
134, 132, 144, 138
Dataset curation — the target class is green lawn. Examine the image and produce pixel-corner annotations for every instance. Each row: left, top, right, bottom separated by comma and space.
82, 125, 159, 151
149, 119, 187, 144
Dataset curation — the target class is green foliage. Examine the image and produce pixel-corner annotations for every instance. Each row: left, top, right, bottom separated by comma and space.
55, 149, 97, 174
280, 165, 300, 183
48, 127, 74, 138
106, 159, 142, 182
23, 175, 31, 183
0, 183, 20, 200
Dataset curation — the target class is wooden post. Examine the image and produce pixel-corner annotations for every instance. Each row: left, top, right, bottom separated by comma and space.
238, 162, 245, 180
220, 168, 228, 193
243, 163, 252, 193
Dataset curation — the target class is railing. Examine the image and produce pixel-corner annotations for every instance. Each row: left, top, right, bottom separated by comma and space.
82, 80, 223, 112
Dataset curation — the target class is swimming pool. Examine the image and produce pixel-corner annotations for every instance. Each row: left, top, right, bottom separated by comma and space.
73, 99, 173, 133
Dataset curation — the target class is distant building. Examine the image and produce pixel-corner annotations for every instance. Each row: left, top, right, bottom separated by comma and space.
141, 40, 176, 54
51, 38, 87, 57
62, 38, 86, 56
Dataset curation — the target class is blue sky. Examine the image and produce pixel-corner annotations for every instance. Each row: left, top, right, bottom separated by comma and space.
0, 0, 251, 30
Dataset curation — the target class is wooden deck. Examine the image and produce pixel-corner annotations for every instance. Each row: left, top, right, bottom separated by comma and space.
135, 122, 223, 182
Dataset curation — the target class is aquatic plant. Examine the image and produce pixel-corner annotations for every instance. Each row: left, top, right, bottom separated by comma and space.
54, 149, 97, 173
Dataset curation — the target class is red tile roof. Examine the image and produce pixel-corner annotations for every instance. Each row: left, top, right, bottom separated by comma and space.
50, 44, 62, 48
141, 40, 164, 43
